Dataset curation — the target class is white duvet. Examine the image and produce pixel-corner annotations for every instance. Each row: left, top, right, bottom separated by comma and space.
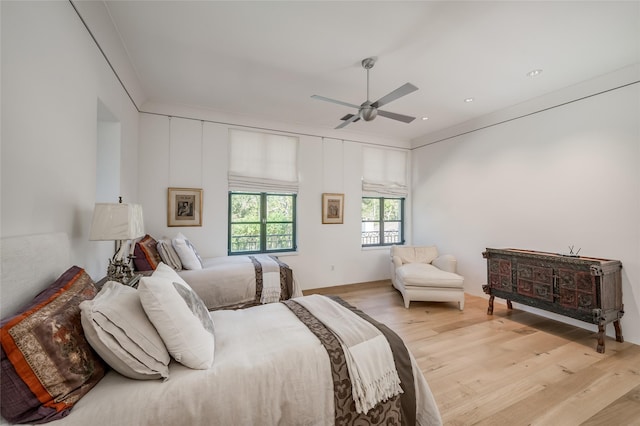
2, 302, 441, 426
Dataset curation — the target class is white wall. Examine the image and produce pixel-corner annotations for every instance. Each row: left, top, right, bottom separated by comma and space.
411, 75, 640, 344
1, 1, 140, 280
5, 2, 635, 348
138, 108, 411, 290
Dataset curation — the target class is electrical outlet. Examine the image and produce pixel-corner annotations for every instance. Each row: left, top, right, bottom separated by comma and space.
330, 265, 335, 271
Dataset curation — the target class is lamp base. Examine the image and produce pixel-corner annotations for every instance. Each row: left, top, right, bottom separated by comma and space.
106, 257, 136, 284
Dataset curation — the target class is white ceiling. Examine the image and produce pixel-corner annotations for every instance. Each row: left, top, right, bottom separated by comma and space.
101, 1, 640, 142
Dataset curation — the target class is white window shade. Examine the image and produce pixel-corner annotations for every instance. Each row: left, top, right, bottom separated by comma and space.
228, 129, 299, 193
362, 146, 408, 197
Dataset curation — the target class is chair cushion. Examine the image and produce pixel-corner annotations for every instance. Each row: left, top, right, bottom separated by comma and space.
397, 263, 464, 288
393, 246, 439, 264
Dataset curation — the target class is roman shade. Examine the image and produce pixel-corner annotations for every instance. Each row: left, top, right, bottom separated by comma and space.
362, 146, 408, 197
228, 129, 299, 193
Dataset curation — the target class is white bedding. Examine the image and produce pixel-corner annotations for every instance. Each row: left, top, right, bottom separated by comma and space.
0, 234, 441, 426
2, 302, 441, 426
178, 254, 302, 310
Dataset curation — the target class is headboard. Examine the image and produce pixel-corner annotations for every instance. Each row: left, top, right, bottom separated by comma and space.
1, 232, 70, 317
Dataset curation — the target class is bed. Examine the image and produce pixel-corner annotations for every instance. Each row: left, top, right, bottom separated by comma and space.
178, 254, 302, 310
134, 234, 302, 310
0, 233, 442, 426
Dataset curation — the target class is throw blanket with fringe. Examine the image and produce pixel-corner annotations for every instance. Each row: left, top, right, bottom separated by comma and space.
294, 294, 403, 414
249, 255, 296, 305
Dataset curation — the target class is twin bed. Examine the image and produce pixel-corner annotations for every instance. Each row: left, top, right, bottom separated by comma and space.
178, 253, 301, 310
0, 233, 442, 425
133, 234, 302, 310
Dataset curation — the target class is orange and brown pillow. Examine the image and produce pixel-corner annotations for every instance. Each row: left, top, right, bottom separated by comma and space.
133, 234, 162, 271
0, 266, 106, 423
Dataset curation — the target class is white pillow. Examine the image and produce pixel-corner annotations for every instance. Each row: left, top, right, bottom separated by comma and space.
157, 238, 183, 270
138, 275, 214, 370
151, 263, 214, 334
80, 281, 170, 380
172, 233, 202, 270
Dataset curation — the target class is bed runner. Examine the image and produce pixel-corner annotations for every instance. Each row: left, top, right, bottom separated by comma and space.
283, 296, 416, 426
249, 255, 292, 304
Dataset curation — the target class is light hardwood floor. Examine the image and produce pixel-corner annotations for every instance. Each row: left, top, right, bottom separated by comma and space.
305, 281, 640, 426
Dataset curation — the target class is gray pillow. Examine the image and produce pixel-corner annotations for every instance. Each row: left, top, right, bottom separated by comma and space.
173, 281, 214, 335
80, 281, 170, 380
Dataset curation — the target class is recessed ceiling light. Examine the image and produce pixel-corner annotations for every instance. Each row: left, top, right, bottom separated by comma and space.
464, 97, 474, 103
421, 116, 429, 121
527, 69, 543, 77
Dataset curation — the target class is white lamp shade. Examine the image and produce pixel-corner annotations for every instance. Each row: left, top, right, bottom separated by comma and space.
89, 203, 145, 241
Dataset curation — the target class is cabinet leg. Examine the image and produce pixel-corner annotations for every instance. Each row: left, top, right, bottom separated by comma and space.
487, 295, 494, 315
614, 320, 624, 343
597, 324, 605, 354
507, 300, 513, 310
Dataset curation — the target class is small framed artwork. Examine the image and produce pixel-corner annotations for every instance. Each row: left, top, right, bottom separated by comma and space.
167, 187, 202, 227
322, 193, 344, 224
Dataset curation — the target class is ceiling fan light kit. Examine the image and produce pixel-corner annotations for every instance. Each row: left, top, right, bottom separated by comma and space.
312, 57, 418, 129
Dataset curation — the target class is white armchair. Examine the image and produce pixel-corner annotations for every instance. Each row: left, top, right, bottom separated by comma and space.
390, 245, 465, 310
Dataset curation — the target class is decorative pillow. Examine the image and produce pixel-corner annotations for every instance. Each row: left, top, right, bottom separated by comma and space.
138, 275, 214, 370
156, 238, 183, 270
0, 266, 106, 424
150, 262, 214, 336
172, 282, 215, 335
133, 234, 162, 271
79, 281, 170, 381
172, 233, 203, 270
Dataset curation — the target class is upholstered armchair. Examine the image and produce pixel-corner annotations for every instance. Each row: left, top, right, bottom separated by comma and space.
390, 245, 465, 310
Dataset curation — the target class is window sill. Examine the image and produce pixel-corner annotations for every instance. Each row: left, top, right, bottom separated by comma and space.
229, 251, 299, 257
361, 245, 398, 251
271, 251, 298, 257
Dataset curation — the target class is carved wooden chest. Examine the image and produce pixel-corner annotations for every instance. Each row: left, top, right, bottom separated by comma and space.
482, 248, 624, 353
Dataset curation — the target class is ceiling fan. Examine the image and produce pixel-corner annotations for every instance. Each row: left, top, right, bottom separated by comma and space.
312, 57, 418, 129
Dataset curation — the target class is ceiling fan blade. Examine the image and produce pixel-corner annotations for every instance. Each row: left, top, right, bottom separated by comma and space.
377, 109, 416, 123
371, 83, 418, 109
340, 113, 360, 123
311, 95, 360, 110
335, 112, 361, 129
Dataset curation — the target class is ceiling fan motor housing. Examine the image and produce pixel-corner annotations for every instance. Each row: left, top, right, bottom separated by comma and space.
360, 105, 378, 121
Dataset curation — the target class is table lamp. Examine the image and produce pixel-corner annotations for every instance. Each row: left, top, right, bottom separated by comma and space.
90, 201, 144, 284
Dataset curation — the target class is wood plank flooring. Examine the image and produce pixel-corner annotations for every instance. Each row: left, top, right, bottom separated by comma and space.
305, 281, 640, 426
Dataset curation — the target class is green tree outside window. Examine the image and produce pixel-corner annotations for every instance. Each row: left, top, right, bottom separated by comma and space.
229, 192, 296, 254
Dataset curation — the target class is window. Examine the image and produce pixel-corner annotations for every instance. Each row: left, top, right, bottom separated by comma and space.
228, 129, 298, 254
361, 146, 408, 247
229, 192, 296, 254
361, 197, 404, 246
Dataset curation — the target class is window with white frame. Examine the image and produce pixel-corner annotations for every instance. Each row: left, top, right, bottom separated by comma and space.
228, 129, 298, 254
